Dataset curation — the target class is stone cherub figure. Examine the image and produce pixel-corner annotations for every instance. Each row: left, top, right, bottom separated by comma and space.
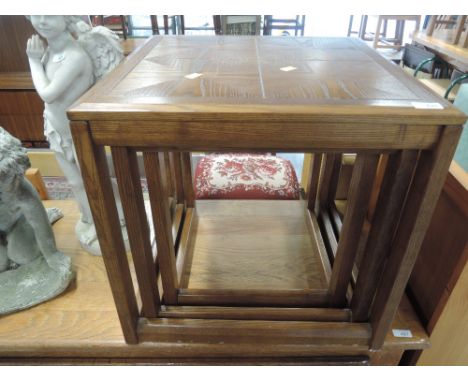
26, 16, 125, 255
0, 127, 73, 314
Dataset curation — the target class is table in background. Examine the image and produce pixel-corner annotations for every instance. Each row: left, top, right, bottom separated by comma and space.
412, 30, 468, 73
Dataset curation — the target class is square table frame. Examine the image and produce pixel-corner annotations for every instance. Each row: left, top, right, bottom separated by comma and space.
68, 36, 466, 351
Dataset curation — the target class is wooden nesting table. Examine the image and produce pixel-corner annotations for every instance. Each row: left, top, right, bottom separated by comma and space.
65, 36, 466, 364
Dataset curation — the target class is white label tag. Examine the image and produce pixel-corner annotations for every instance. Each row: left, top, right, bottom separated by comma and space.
280, 66, 297, 72
392, 329, 413, 338
411, 102, 444, 109
184, 72, 203, 79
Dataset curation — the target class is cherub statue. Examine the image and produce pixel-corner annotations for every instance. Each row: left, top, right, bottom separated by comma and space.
0, 127, 73, 314
26, 16, 125, 255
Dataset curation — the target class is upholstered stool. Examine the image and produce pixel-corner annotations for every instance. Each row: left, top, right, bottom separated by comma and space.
194, 153, 300, 200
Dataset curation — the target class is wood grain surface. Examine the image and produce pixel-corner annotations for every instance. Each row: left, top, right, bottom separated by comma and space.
0, 200, 429, 363
180, 200, 328, 291
68, 36, 465, 126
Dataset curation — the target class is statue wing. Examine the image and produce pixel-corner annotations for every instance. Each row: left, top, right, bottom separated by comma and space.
75, 21, 124, 82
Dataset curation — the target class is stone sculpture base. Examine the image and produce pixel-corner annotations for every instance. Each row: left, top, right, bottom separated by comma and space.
0, 256, 74, 315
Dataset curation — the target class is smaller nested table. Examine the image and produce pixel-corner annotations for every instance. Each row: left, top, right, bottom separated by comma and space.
68, 36, 466, 358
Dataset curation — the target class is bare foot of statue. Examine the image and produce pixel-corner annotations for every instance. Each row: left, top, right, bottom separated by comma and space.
75, 218, 129, 256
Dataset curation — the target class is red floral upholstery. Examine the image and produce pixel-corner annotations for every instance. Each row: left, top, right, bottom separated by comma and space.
194, 154, 300, 200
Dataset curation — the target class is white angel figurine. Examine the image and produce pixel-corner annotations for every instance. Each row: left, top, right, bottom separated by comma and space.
26, 16, 125, 255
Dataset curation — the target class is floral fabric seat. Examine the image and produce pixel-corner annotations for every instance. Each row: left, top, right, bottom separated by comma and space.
194, 154, 300, 200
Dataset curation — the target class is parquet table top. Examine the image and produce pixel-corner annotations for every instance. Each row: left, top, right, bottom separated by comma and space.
69, 36, 465, 126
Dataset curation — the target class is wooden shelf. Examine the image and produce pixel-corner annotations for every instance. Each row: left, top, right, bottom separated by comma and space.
0, 200, 429, 364
179, 200, 329, 292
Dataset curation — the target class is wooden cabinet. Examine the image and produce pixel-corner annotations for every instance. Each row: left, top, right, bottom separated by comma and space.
0, 16, 46, 145
402, 163, 468, 365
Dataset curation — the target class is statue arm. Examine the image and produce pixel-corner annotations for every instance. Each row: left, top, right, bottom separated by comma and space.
27, 35, 88, 104
17, 179, 68, 272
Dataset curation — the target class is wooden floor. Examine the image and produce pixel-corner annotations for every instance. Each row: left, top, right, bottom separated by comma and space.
0, 200, 429, 364
181, 200, 328, 291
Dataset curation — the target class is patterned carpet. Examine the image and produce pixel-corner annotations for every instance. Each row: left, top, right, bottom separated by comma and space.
43, 177, 74, 200
43, 177, 149, 200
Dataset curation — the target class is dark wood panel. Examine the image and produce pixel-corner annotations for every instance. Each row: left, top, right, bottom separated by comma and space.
0, 114, 45, 141
407, 169, 468, 332
0, 91, 43, 114
0, 89, 44, 143
0, 16, 36, 72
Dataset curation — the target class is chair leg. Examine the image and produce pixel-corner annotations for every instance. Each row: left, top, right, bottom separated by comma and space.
163, 15, 169, 35
179, 15, 185, 35
359, 15, 368, 39
150, 15, 160, 35
120, 15, 127, 39
347, 15, 354, 37
373, 16, 383, 49
25, 168, 49, 200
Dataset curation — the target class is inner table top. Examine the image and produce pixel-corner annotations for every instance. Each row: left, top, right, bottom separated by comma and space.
68, 36, 466, 125
181, 200, 329, 291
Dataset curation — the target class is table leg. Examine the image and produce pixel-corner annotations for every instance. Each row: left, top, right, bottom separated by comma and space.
328, 154, 379, 307
351, 150, 418, 321
112, 147, 161, 317
144, 152, 178, 305
369, 126, 462, 349
373, 16, 383, 49
71, 121, 139, 344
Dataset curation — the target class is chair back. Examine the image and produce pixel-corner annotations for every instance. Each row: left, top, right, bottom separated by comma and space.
402, 44, 436, 74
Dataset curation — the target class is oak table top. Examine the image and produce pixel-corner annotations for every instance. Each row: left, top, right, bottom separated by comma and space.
68, 35, 466, 127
